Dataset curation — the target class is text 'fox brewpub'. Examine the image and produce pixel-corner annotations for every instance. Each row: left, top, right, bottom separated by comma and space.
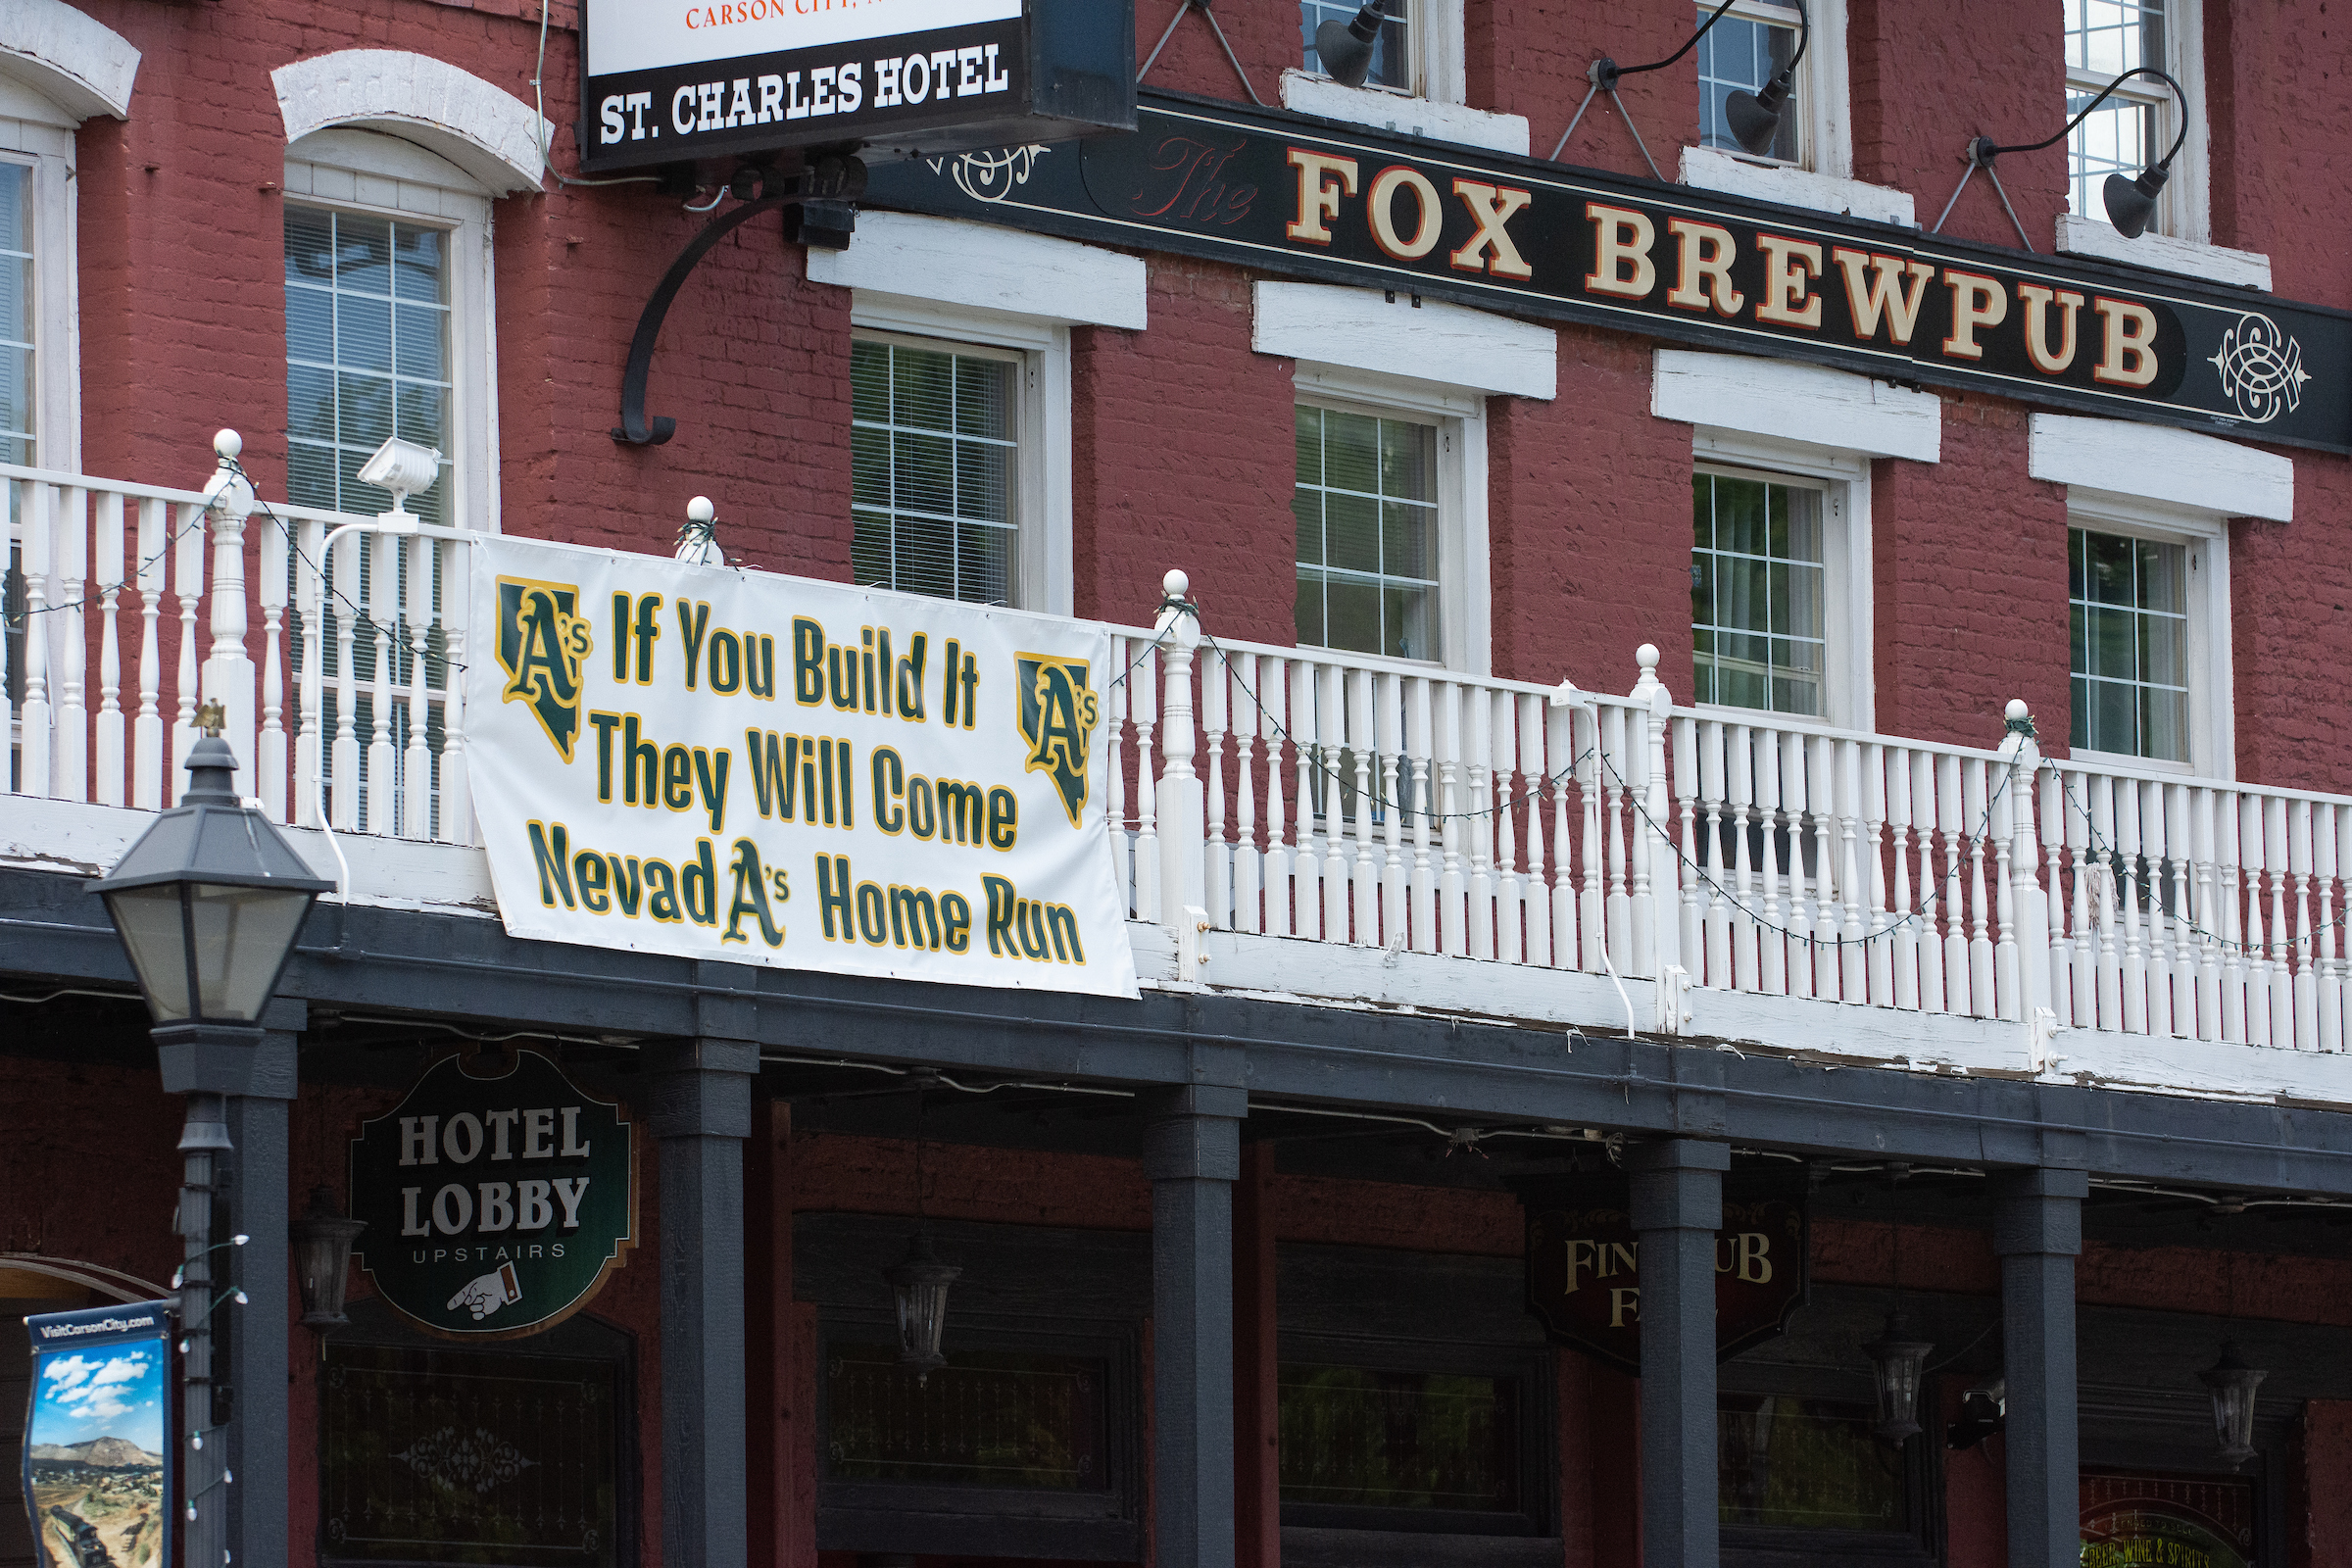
10, 1, 2352, 1567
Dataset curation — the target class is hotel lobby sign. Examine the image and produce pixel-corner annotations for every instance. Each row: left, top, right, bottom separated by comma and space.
1524, 1178, 1809, 1373
465, 537, 1139, 998
864, 90, 2352, 455
350, 1050, 637, 1342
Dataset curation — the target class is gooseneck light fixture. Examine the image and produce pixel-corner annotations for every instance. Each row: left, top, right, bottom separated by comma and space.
1930, 67, 2189, 246
1549, 0, 1810, 177
1314, 3, 1394, 90
2198, 1344, 2267, 1469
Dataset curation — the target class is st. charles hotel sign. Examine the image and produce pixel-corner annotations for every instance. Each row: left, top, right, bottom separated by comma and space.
866, 89, 2351, 454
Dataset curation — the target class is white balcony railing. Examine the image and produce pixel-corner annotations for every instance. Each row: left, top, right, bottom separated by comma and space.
8, 441, 2349, 1059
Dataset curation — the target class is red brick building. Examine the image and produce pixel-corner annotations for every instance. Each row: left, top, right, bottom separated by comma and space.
7, 2, 2352, 1567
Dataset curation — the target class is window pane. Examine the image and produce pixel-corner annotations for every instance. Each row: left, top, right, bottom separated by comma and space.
1697, 11, 1801, 164
824, 1341, 1109, 1491
2065, 0, 2168, 220
850, 339, 1020, 604
1280, 1363, 1517, 1511
1294, 405, 1443, 659
1690, 471, 1827, 716
0, 163, 31, 466
284, 207, 452, 518
2068, 526, 2190, 761
1717, 1394, 1905, 1531
1300, 0, 1409, 89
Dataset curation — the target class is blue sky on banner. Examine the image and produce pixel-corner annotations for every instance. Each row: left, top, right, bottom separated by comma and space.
31, 1345, 166, 1449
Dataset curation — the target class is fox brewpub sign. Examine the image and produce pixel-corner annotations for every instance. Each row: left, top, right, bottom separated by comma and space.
350, 1051, 637, 1341
866, 90, 2352, 454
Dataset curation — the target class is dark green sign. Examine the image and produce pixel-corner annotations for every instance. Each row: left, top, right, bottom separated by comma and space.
350, 1051, 637, 1341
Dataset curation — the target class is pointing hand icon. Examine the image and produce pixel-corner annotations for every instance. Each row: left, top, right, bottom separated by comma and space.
447, 1262, 522, 1321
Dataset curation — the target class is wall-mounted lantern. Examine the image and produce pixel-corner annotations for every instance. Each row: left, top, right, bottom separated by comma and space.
292, 1186, 367, 1331
1863, 1310, 1936, 1443
2198, 1344, 2267, 1469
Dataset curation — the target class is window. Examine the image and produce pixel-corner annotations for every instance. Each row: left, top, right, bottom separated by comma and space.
285, 207, 454, 525
1301, 0, 1412, 90
2070, 525, 2188, 763
1718, 1394, 1906, 1531
1691, 468, 1827, 718
1273, 1336, 1553, 1543
1280, 1363, 1519, 1514
824, 1341, 1108, 1490
2082, 1470, 2257, 1568
1295, 404, 1440, 662
0, 162, 30, 466
852, 335, 1019, 605
281, 130, 498, 532
1697, 1, 1807, 166
2065, 0, 2183, 233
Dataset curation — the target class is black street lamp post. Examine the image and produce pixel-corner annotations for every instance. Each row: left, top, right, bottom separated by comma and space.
87, 714, 332, 1567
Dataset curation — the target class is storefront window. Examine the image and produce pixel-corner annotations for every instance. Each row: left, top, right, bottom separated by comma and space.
2082, 1469, 2257, 1568
319, 1342, 623, 1566
1716, 1394, 1906, 1531
824, 1341, 1106, 1491
1278, 1362, 1518, 1513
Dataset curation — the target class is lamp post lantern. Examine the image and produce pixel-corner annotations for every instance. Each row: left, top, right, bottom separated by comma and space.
2199, 1344, 2268, 1469
1862, 1310, 1936, 1444
88, 714, 333, 1567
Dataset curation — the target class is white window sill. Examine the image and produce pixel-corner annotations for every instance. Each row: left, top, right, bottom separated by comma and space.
1679, 145, 1915, 228
2054, 214, 2272, 292
1277, 69, 1529, 156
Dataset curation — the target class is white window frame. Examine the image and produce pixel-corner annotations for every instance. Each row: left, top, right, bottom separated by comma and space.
849, 294, 1072, 617
1298, 0, 1463, 100
1695, 0, 1846, 175
0, 76, 81, 471
1291, 362, 1490, 676
1690, 427, 1873, 731
2061, 0, 2205, 242
2061, 492, 2231, 780
283, 128, 500, 534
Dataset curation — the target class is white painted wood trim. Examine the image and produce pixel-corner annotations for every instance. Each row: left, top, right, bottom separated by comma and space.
1254, 282, 1556, 402
272, 50, 550, 197
0, 0, 138, 123
1653, 349, 1940, 464
285, 143, 501, 535
2061, 493, 2236, 779
2053, 213, 2271, 292
809, 211, 1147, 331
2029, 412, 2292, 522
849, 300, 1075, 617
1277, 69, 1530, 155
1678, 145, 1913, 227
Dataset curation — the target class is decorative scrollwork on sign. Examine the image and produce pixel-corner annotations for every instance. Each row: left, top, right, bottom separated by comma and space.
2210, 312, 2311, 422
924, 144, 1052, 204
393, 1426, 540, 1494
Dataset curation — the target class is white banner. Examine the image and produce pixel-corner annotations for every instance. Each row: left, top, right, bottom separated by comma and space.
465, 537, 1137, 999
585, 0, 1021, 76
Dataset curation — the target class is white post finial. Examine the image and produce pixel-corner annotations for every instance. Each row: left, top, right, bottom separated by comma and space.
214, 428, 243, 461
677, 496, 720, 565
1154, 569, 1199, 649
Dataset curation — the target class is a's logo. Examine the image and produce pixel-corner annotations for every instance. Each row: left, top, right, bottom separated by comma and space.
1015, 653, 1099, 827
495, 576, 593, 761
2210, 312, 2310, 423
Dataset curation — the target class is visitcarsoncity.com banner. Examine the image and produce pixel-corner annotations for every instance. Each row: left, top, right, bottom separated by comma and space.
466, 537, 1138, 999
